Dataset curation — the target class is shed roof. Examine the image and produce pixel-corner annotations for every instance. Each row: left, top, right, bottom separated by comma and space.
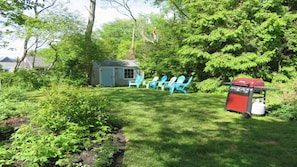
98, 60, 139, 67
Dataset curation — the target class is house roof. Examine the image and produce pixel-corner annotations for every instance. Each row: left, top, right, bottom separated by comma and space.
0, 56, 16, 62
19, 56, 50, 69
98, 60, 139, 67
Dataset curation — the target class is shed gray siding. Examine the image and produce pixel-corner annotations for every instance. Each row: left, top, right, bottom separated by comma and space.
91, 60, 141, 87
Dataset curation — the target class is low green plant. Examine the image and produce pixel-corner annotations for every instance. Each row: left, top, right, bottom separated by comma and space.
32, 85, 110, 134
267, 79, 297, 120
10, 125, 59, 166
0, 87, 26, 102
95, 139, 119, 167
270, 103, 297, 120
0, 143, 14, 165
195, 78, 222, 93
5, 85, 114, 166
0, 69, 50, 90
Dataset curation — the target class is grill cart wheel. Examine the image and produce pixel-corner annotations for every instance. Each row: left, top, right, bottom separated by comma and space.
242, 112, 251, 119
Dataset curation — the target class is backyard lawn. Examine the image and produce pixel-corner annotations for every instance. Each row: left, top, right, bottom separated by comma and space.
99, 87, 297, 167
1, 86, 296, 166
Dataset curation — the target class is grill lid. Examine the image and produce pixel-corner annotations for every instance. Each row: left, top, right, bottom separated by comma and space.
232, 78, 264, 87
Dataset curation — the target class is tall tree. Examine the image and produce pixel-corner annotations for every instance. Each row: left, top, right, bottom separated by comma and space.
148, 0, 297, 82
0, 0, 33, 48
97, 19, 134, 59
85, 0, 96, 84
14, 0, 57, 71
103, 0, 138, 59
27, 8, 86, 70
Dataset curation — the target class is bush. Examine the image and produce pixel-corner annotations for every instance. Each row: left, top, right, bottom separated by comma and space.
0, 69, 50, 90
268, 79, 297, 120
270, 103, 297, 121
195, 78, 222, 93
0, 88, 31, 121
7, 85, 116, 166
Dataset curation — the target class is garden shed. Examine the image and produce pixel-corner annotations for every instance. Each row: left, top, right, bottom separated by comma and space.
91, 60, 142, 87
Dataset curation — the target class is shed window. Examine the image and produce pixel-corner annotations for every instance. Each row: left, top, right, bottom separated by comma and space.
124, 69, 134, 79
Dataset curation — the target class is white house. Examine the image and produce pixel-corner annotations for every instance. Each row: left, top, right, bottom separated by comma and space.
0, 56, 17, 72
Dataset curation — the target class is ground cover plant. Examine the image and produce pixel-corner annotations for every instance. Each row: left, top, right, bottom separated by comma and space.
0, 85, 120, 166
99, 87, 297, 167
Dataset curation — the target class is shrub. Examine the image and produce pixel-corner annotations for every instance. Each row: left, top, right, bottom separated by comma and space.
195, 78, 222, 93
268, 79, 297, 120
270, 103, 297, 121
8, 85, 115, 166
0, 69, 50, 90
32, 85, 110, 134
0, 88, 30, 121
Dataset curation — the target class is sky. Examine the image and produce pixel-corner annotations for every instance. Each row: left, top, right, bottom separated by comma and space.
0, 0, 160, 58
69, 0, 160, 28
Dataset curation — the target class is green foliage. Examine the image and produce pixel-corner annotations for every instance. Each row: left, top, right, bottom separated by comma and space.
276, 79, 297, 105
268, 79, 297, 120
270, 103, 297, 121
32, 85, 111, 133
0, 87, 26, 102
146, 0, 297, 83
4, 85, 116, 166
195, 78, 222, 93
0, 69, 50, 90
0, 87, 37, 122
137, 14, 184, 78
0, 143, 14, 165
95, 139, 119, 167
272, 72, 290, 83
0, 0, 34, 25
98, 19, 134, 59
43, 33, 106, 85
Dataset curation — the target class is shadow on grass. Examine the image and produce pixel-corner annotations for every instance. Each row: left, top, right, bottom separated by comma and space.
96, 87, 297, 167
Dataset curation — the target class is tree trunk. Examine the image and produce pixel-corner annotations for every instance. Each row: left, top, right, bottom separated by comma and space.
14, 36, 30, 71
85, 0, 96, 85
128, 19, 136, 59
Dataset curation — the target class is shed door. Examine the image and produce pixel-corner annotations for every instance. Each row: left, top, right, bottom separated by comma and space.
100, 68, 114, 87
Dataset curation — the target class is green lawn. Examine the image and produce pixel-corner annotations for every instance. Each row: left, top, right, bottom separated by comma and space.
99, 87, 297, 167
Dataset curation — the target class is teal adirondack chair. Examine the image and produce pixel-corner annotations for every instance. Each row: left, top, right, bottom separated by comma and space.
129, 75, 144, 88
159, 76, 177, 91
143, 76, 159, 88
169, 76, 193, 94
150, 75, 167, 89
166, 75, 185, 91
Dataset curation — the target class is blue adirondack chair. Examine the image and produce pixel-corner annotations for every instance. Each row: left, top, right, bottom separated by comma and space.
169, 76, 193, 94
166, 75, 185, 91
129, 75, 144, 88
143, 76, 159, 88
150, 75, 167, 89
158, 76, 177, 90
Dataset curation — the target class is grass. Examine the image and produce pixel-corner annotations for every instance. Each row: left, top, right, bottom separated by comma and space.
98, 87, 297, 167
1, 86, 296, 166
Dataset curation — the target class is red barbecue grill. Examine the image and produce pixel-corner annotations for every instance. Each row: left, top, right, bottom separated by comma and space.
224, 78, 278, 116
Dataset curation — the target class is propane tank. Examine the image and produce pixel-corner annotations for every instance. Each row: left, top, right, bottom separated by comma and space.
251, 99, 266, 115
